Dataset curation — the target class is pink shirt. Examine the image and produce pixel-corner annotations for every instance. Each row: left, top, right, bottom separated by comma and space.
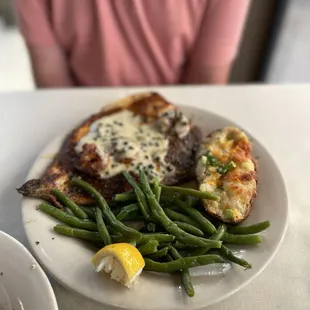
15, 0, 249, 86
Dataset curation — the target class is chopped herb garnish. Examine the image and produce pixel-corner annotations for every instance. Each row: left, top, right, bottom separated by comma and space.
207, 154, 220, 166
202, 152, 236, 175
217, 166, 225, 174
217, 161, 236, 174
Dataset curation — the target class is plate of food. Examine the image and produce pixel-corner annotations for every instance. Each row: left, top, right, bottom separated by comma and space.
18, 92, 288, 310
0, 230, 58, 310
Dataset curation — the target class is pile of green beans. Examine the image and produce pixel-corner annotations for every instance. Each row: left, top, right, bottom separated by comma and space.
37, 171, 270, 298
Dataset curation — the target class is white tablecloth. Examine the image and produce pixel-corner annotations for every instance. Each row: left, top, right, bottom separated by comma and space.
0, 85, 309, 310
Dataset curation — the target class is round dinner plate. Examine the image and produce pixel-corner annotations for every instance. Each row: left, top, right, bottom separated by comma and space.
0, 230, 58, 310
21, 105, 288, 310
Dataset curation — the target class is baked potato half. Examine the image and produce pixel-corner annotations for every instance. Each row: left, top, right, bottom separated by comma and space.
196, 127, 257, 224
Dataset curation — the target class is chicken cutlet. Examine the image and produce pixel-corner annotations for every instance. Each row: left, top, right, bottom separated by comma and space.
18, 92, 201, 204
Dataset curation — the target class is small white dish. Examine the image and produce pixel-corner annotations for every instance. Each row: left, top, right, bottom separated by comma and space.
21, 105, 288, 310
0, 230, 58, 310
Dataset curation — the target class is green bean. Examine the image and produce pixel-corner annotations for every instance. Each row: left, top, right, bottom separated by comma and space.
148, 247, 169, 259
223, 233, 263, 244
51, 188, 88, 219
110, 233, 175, 244
107, 226, 122, 237
169, 246, 195, 297
123, 213, 145, 222
165, 254, 174, 262
113, 191, 174, 204
138, 240, 159, 256
39, 203, 97, 231
116, 203, 139, 221
54, 225, 102, 241
54, 225, 130, 244
190, 224, 227, 256
147, 222, 157, 233
218, 245, 252, 270
185, 196, 200, 208
161, 185, 220, 202
71, 178, 142, 240
114, 190, 136, 202
175, 198, 216, 235
173, 241, 196, 250
139, 170, 221, 248
139, 233, 175, 244
79, 205, 121, 220
80, 206, 96, 221
95, 207, 112, 245
160, 195, 178, 204
64, 207, 74, 216
214, 224, 227, 239
123, 172, 151, 221
228, 221, 270, 235
174, 221, 204, 237
153, 178, 161, 201
164, 208, 199, 227
144, 254, 224, 273
82, 205, 120, 216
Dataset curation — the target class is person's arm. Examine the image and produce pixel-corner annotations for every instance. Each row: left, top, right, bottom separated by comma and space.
14, 0, 74, 88
183, 0, 250, 85
27, 45, 73, 88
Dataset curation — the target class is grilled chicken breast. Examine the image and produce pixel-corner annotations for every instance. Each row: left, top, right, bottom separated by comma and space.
196, 127, 257, 224
18, 92, 201, 204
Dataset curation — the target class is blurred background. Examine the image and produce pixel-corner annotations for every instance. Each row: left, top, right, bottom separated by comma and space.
0, 0, 309, 91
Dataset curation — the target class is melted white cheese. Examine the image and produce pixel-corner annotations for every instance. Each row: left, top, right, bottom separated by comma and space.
75, 110, 181, 180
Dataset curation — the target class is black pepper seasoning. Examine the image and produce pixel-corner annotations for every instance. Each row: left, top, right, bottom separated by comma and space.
167, 166, 173, 172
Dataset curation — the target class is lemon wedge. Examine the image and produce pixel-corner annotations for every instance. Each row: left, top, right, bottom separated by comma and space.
91, 243, 145, 288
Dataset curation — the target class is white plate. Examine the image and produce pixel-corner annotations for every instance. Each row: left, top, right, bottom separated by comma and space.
0, 230, 58, 310
21, 105, 288, 310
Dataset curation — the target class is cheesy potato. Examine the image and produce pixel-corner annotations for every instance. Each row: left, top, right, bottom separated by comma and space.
196, 127, 257, 224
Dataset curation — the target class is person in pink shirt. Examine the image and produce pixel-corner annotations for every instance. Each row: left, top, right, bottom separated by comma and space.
15, 0, 250, 88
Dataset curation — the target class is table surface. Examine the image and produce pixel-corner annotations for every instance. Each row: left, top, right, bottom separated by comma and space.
0, 85, 309, 310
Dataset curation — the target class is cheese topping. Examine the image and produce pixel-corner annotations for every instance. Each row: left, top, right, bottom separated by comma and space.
75, 109, 189, 180
196, 127, 257, 222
